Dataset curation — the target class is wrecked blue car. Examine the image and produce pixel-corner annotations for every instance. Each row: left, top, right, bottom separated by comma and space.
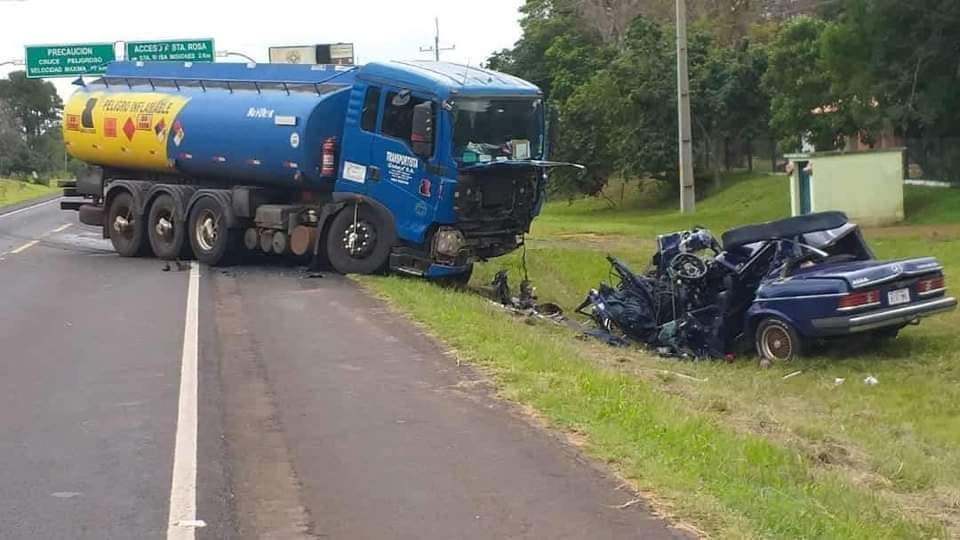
578, 212, 957, 364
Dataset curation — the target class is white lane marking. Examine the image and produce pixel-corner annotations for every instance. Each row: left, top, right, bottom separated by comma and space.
0, 224, 70, 259
0, 197, 60, 219
10, 240, 39, 254
167, 262, 202, 540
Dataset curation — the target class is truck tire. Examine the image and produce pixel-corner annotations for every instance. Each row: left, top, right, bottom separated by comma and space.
107, 191, 150, 257
755, 317, 803, 366
188, 196, 237, 266
325, 204, 392, 275
147, 194, 189, 260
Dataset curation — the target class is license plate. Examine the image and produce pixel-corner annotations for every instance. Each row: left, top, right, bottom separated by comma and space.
888, 288, 911, 306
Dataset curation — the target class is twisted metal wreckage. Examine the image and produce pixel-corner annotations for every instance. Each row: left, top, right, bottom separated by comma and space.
489, 212, 956, 364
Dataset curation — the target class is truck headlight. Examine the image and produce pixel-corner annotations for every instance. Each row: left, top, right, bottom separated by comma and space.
434, 227, 466, 258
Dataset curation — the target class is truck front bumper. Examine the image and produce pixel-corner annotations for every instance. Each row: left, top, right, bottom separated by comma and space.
811, 296, 957, 335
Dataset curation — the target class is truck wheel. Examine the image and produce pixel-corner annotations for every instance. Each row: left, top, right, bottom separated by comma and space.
147, 194, 188, 260
188, 197, 237, 266
325, 204, 392, 275
755, 317, 803, 366
107, 191, 150, 257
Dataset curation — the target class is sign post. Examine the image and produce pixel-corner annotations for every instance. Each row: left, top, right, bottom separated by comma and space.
125, 39, 215, 63
24, 43, 116, 78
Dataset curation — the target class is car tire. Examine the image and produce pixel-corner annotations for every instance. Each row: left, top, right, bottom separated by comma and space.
325, 204, 392, 275
107, 191, 151, 257
147, 194, 189, 260
188, 196, 238, 266
755, 317, 803, 366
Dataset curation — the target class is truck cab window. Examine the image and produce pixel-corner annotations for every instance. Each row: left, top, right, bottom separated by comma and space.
382, 91, 432, 148
361, 86, 380, 132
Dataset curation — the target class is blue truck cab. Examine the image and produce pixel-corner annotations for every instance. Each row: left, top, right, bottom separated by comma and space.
60, 60, 552, 280
334, 61, 546, 278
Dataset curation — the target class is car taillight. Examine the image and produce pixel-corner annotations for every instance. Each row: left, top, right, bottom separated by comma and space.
916, 276, 946, 295
838, 289, 881, 310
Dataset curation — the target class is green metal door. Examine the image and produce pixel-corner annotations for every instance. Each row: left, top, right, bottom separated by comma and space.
797, 161, 812, 214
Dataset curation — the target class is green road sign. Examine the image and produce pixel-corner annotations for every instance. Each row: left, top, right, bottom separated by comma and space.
125, 39, 215, 63
25, 43, 116, 78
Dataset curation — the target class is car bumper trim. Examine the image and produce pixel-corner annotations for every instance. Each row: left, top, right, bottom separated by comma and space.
811, 296, 957, 334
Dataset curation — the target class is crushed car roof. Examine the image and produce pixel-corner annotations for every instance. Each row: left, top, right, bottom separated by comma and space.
721, 211, 848, 250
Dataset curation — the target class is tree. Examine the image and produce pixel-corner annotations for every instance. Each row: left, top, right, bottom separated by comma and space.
0, 98, 28, 175
689, 32, 770, 188
608, 16, 679, 182
821, 0, 960, 139
0, 71, 63, 139
762, 17, 853, 151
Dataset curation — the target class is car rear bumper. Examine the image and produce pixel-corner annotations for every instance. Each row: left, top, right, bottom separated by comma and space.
811, 296, 957, 335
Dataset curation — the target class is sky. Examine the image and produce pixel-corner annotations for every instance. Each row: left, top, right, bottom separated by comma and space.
0, 0, 525, 99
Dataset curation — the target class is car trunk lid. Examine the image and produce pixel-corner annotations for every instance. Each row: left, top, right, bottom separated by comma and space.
793, 257, 943, 289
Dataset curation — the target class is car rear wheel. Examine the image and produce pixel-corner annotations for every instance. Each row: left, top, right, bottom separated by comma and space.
755, 317, 803, 366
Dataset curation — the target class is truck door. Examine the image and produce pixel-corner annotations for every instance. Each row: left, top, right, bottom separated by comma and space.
367, 89, 437, 244
337, 83, 382, 194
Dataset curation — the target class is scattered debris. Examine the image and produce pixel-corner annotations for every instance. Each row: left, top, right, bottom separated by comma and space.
638, 368, 707, 383
834, 378, 846, 386
864, 375, 879, 385
782, 370, 804, 380
609, 498, 643, 510
485, 270, 569, 327
172, 520, 207, 528
161, 261, 189, 272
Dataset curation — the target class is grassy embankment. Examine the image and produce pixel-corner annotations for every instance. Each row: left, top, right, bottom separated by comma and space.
0, 178, 60, 209
363, 174, 960, 538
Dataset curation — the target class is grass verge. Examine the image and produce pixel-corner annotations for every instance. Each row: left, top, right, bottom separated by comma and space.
0, 178, 60, 210
363, 174, 960, 538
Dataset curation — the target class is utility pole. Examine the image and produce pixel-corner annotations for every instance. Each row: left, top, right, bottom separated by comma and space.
420, 17, 455, 61
676, 0, 696, 213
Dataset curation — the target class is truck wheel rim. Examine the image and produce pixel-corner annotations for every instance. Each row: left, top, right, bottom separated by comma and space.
761, 325, 792, 361
196, 210, 218, 252
155, 212, 174, 241
342, 221, 376, 258
113, 205, 133, 239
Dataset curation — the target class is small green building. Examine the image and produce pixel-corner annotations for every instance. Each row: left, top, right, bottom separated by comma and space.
786, 148, 905, 226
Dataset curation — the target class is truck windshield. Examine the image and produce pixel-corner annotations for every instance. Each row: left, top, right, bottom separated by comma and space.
451, 98, 544, 164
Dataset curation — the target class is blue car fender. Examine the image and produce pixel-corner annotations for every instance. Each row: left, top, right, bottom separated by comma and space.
744, 304, 805, 338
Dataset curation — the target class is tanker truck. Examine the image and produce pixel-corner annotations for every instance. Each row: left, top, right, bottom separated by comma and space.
60, 60, 567, 280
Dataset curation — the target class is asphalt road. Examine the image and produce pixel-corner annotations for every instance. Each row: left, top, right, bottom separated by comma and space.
0, 199, 689, 539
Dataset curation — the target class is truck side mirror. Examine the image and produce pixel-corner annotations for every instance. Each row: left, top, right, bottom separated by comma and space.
411, 102, 434, 158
